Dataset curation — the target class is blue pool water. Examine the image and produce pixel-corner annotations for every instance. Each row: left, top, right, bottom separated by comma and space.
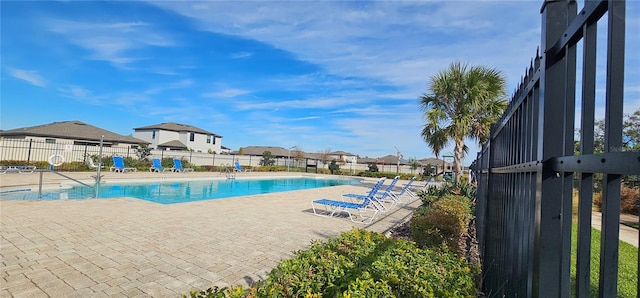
0, 177, 361, 204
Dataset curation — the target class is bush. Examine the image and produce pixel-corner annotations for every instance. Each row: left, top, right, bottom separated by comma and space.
255, 229, 476, 298
253, 165, 286, 172
411, 195, 473, 255
328, 160, 340, 174
592, 185, 639, 216
425, 181, 476, 201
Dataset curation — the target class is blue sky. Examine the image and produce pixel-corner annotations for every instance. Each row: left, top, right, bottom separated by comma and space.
2, 1, 639, 166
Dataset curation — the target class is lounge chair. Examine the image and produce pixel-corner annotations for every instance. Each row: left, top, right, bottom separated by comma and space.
110, 156, 137, 173
311, 177, 386, 224
234, 161, 251, 172
388, 177, 417, 204
344, 176, 400, 211
86, 158, 104, 169
150, 158, 172, 172
172, 158, 194, 173
0, 165, 36, 174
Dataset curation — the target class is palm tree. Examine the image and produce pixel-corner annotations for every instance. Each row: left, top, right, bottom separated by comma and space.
420, 62, 507, 181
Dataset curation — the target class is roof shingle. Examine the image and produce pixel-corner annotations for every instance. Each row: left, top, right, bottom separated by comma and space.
0, 121, 147, 144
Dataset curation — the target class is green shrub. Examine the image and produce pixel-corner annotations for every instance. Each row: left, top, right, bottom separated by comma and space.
411, 195, 473, 255
255, 229, 476, 298
328, 160, 340, 174
253, 165, 286, 172
183, 285, 251, 298
316, 168, 331, 174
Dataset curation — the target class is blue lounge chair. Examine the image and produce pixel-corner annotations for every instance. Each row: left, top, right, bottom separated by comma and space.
110, 156, 137, 173
388, 177, 417, 204
150, 158, 172, 172
344, 176, 400, 211
234, 161, 250, 172
311, 177, 386, 224
172, 158, 194, 173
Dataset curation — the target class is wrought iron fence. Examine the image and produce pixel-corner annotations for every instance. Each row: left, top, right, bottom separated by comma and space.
471, 0, 638, 297
0, 138, 431, 174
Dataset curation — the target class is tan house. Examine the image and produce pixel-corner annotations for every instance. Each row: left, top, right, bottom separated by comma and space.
0, 120, 146, 148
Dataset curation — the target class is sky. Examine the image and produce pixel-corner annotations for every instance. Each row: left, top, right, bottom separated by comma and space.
1, 1, 639, 166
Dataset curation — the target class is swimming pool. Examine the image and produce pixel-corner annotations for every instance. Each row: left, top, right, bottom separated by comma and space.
0, 177, 362, 204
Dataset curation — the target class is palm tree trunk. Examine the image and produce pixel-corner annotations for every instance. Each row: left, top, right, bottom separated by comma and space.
454, 138, 465, 181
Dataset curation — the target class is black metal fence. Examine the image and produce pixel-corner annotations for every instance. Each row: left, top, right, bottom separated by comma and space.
0, 138, 306, 171
471, 0, 638, 297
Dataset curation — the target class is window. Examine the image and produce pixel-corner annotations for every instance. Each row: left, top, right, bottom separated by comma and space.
189, 132, 195, 142
45, 138, 56, 144
206, 135, 211, 144
152, 129, 156, 139
212, 137, 216, 144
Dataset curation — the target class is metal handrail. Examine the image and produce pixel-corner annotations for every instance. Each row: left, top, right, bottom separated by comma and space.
36, 169, 95, 199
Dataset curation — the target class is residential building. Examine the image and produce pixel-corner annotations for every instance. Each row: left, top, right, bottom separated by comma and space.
237, 146, 290, 157
328, 151, 357, 163
133, 122, 222, 153
0, 120, 146, 148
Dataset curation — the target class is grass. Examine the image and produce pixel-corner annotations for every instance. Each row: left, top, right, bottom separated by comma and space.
570, 189, 638, 297
570, 225, 638, 297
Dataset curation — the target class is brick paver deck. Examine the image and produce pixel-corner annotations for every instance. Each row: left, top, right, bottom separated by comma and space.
1, 172, 419, 297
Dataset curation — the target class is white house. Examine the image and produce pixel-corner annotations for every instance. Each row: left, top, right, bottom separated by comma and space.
133, 122, 223, 153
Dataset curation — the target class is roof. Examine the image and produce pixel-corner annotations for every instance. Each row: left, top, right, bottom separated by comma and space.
376, 155, 402, 164
134, 122, 222, 138
157, 140, 187, 149
358, 158, 377, 164
419, 157, 447, 166
329, 150, 355, 156
239, 146, 291, 157
0, 120, 147, 144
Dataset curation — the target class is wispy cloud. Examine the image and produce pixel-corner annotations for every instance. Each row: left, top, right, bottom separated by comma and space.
45, 19, 175, 67
148, 1, 541, 93
9, 68, 47, 87
203, 88, 250, 98
57, 85, 105, 104
231, 52, 253, 59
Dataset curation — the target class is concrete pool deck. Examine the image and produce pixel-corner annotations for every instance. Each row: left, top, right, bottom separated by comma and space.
0, 171, 421, 297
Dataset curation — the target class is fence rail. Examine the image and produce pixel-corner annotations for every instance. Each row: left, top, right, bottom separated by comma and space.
471, 0, 638, 297
0, 138, 428, 175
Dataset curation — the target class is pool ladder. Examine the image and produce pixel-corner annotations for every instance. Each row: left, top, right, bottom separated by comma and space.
223, 163, 235, 180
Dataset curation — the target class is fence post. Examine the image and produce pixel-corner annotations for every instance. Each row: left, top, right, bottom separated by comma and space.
598, 1, 626, 296
27, 139, 32, 163
534, 0, 570, 296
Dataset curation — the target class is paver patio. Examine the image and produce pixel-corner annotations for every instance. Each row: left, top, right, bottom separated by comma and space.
0, 172, 419, 297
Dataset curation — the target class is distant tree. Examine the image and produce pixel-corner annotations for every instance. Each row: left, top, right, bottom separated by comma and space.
136, 144, 152, 161
420, 61, 507, 181
328, 160, 340, 174
422, 165, 436, 177
408, 158, 420, 174
293, 149, 305, 168
574, 108, 640, 154
319, 148, 332, 165
238, 148, 244, 155
259, 151, 276, 166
